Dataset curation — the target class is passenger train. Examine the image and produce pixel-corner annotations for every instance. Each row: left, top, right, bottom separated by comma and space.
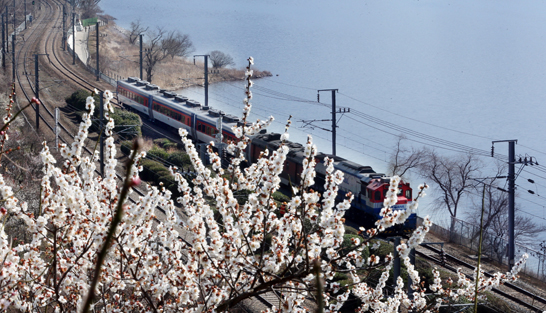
117, 77, 416, 234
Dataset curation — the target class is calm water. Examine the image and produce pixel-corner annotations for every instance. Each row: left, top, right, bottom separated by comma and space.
101, 0, 546, 233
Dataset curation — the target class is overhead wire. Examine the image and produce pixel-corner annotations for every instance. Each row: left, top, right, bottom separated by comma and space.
338, 92, 493, 140
261, 77, 318, 91
184, 79, 546, 216
225, 80, 520, 161
189, 86, 392, 159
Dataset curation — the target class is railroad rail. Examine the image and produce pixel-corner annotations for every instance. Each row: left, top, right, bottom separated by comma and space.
417, 242, 546, 312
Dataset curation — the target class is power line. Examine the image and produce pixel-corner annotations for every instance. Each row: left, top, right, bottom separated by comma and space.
338, 92, 493, 141
261, 77, 318, 91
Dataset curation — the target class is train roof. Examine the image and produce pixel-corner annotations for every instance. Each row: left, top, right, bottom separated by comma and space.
252, 133, 306, 162
118, 79, 245, 130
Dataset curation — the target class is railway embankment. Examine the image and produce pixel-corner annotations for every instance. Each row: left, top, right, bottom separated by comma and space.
72, 17, 272, 91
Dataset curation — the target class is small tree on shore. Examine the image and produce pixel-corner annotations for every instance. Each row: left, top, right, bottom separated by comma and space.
142, 28, 194, 82
210, 50, 235, 68
162, 30, 194, 60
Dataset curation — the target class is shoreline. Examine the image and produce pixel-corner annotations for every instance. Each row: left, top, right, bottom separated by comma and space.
94, 17, 272, 92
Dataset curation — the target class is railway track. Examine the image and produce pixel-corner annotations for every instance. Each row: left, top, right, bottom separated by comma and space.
416, 243, 546, 312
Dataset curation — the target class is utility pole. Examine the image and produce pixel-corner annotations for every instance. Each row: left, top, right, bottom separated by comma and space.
1, 13, 4, 69
35, 54, 39, 129
62, 5, 65, 50
491, 140, 517, 270
318, 89, 340, 156
99, 91, 104, 176
11, 34, 14, 82
24, 0, 26, 30
139, 33, 143, 80
393, 237, 401, 288
96, 21, 99, 81
193, 54, 210, 107
12, 0, 14, 36
5, 6, 8, 53
72, 12, 75, 65
299, 90, 348, 157
55, 108, 59, 150
34, 53, 48, 129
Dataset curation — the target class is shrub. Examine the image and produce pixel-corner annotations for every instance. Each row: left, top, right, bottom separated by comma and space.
344, 225, 359, 235
110, 108, 142, 139
163, 141, 179, 150
273, 191, 290, 203
167, 151, 191, 168
66, 91, 141, 139
371, 240, 393, 258
153, 138, 180, 150
148, 146, 169, 162
140, 159, 167, 181
120, 140, 133, 155
154, 138, 172, 147
342, 234, 370, 260
65, 89, 98, 112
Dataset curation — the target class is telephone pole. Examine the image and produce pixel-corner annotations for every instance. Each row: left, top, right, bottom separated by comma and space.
11, 34, 14, 82
2, 13, 4, 69
193, 54, 210, 107
139, 33, 143, 80
490, 139, 534, 271
4, 9, 7, 54
62, 5, 65, 50
34, 53, 48, 129
298, 89, 348, 157
72, 12, 75, 64
99, 91, 104, 176
318, 89, 338, 155
96, 21, 99, 81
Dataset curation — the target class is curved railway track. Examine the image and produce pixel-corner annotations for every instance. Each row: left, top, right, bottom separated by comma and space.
416, 243, 546, 312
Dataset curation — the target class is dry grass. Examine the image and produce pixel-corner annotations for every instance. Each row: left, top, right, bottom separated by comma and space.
140, 137, 155, 152
87, 21, 271, 90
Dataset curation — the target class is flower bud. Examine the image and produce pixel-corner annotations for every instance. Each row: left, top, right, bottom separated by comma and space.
129, 177, 141, 187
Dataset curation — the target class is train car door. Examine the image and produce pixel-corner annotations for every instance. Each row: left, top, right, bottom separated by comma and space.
191, 115, 198, 140
148, 94, 154, 121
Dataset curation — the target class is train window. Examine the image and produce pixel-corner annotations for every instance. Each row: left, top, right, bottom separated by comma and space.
406, 190, 411, 199
398, 185, 403, 196
375, 191, 381, 201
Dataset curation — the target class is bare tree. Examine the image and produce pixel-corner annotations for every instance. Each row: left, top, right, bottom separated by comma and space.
142, 28, 194, 82
417, 150, 482, 235
209, 50, 235, 68
75, 0, 103, 19
388, 135, 426, 178
143, 27, 169, 83
128, 18, 148, 45
162, 30, 194, 60
480, 200, 546, 263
